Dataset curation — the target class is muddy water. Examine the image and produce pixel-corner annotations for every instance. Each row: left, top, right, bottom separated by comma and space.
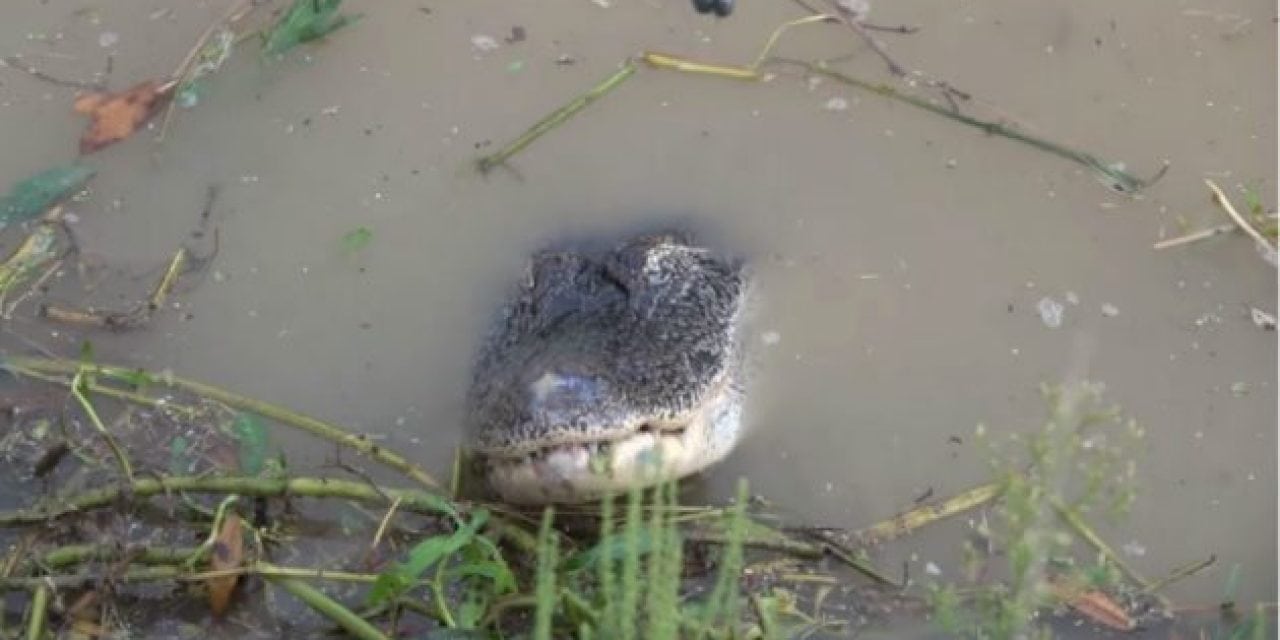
1, 0, 1275, 616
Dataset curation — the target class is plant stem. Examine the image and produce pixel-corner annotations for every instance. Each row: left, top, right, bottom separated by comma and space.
24, 584, 49, 640
533, 507, 558, 640
71, 370, 134, 482
2, 357, 440, 489
269, 575, 391, 640
1050, 496, 1151, 590
857, 481, 1003, 543
2, 561, 389, 591
772, 58, 1162, 194
1142, 555, 1216, 595
477, 62, 638, 173
37, 544, 204, 570
0, 475, 456, 526
185, 495, 240, 570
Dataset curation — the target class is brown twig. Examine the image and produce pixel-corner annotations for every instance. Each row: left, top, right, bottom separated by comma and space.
1205, 178, 1277, 255
41, 247, 187, 331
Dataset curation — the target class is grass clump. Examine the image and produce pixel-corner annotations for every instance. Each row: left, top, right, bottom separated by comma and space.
928, 381, 1149, 639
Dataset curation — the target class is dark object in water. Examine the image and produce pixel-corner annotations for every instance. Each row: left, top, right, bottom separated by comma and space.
693, 0, 734, 18
465, 232, 749, 504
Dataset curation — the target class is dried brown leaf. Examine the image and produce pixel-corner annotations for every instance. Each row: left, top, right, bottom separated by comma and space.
207, 512, 244, 616
73, 80, 172, 154
1051, 581, 1136, 631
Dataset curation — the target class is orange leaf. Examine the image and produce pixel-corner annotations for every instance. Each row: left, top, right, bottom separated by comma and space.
1051, 581, 1136, 631
72, 93, 106, 114
207, 512, 244, 616
73, 80, 171, 154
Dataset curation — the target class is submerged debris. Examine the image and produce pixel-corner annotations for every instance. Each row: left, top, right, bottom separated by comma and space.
73, 79, 175, 153
0, 164, 95, 226
1037, 296, 1064, 328
1249, 307, 1276, 331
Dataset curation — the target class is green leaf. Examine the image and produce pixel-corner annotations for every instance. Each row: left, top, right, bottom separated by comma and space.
367, 509, 490, 606
263, 0, 361, 57
115, 368, 156, 389
562, 527, 657, 574
340, 226, 373, 254
0, 164, 95, 226
461, 535, 516, 593
229, 412, 269, 476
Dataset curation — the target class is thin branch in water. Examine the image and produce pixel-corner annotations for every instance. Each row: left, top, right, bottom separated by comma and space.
2, 356, 442, 489
1152, 223, 1237, 250
41, 247, 189, 331
0, 475, 456, 526
1142, 555, 1216, 595
1205, 178, 1277, 256
478, 62, 638, 173
2, 258, 62, 320
773, 58, 1163, 194
71, 369, 134, 482
856, 481, 1003, 543
268, 575, 391, 640
155, 0, 257, 143
814, 0, 908, 77
367, 496, 403, 556
1, 55, 104, 91
1050, 496, 1152, 591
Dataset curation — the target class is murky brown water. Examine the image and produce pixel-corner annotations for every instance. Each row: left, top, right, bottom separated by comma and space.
1, 0, 1275, 625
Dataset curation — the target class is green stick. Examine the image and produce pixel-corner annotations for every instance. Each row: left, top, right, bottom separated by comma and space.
37, 544, 204, 570
1051, 496, 1151, 589
477, 62, 638, 173
269, 575, 391, 640
71, 369, 134, 482
0, 475, 456, 526
24, 585, 49, 640
2, 357, 440, 489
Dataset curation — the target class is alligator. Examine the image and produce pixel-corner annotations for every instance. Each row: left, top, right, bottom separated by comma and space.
464, 232, 749, 504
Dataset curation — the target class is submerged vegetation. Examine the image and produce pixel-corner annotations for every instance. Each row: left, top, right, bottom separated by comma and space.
0, 1, 1274, 638
0, 354, 1267, 637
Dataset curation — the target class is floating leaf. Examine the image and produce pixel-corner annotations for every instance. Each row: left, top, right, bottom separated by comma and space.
229, 412, 268, 476
0, 164, 95, 225
1049, 581, 1135, 631
263, 0, 361, 57
368, 509, 489, 606
74, 79, 173, 153
341, 226, 373, 254
207, 513, 244, 616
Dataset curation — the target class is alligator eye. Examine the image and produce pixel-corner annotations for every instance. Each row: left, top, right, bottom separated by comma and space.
637, 423, 656, 434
